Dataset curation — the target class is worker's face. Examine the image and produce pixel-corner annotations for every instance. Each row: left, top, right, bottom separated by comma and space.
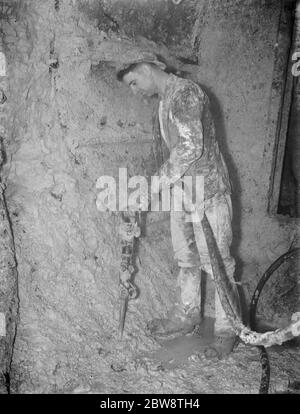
123, 66, 157, 98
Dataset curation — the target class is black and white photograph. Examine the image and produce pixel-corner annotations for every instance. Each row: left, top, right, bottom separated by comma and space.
0, 0, 299, 399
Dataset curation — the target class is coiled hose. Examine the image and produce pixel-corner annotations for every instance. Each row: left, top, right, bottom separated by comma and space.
249, 247, 300, 394
201, 213, 300, 394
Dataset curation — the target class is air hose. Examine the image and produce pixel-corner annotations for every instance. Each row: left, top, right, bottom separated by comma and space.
201, 212, 300, 393
249, 247, 300, 394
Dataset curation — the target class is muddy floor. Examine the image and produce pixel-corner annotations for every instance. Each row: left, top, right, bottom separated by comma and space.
18, 317, 298, 395
68, 338, 300, 395
1, 0, 299, 394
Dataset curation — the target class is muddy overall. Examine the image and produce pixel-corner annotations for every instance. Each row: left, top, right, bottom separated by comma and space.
147, 74, 241, 357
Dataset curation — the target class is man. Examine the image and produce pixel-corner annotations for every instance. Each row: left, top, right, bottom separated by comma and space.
116, 55, 240, 359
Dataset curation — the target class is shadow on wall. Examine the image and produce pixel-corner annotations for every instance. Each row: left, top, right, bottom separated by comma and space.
172, 68, 247, 317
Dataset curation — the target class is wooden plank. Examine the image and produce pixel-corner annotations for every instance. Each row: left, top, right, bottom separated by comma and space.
268, 3, 295, 215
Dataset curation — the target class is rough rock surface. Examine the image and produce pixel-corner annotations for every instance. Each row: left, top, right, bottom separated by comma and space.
0, 16, 19, 394
0, 0, 298, 393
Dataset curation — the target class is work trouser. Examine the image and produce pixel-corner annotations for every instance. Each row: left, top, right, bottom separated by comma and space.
170, 192, 237, 333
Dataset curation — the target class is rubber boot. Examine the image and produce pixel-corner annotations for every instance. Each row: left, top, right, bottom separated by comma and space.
204, 330, 238, 360
146, 306, 202, 339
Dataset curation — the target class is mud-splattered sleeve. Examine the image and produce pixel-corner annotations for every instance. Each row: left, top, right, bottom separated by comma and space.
133, 85, 204, 211
155, 85, 204, 186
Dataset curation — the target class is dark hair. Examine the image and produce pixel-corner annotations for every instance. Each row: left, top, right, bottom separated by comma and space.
116, 62, 141, 82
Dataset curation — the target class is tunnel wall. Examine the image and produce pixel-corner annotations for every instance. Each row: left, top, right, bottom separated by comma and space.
189, 0, 297, 296
0, 0, 297, 392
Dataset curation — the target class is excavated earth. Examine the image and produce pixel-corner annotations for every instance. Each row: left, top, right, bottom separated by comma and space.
0, 0, 299, 394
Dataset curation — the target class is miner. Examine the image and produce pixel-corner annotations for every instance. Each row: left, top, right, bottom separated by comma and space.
116, 53, 241, 359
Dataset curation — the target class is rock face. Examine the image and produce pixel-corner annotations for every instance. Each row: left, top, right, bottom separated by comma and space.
2, 0, 176, 393
0, 0, 298, 393
0, 34, 19, 394
0, 185, 18, 394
